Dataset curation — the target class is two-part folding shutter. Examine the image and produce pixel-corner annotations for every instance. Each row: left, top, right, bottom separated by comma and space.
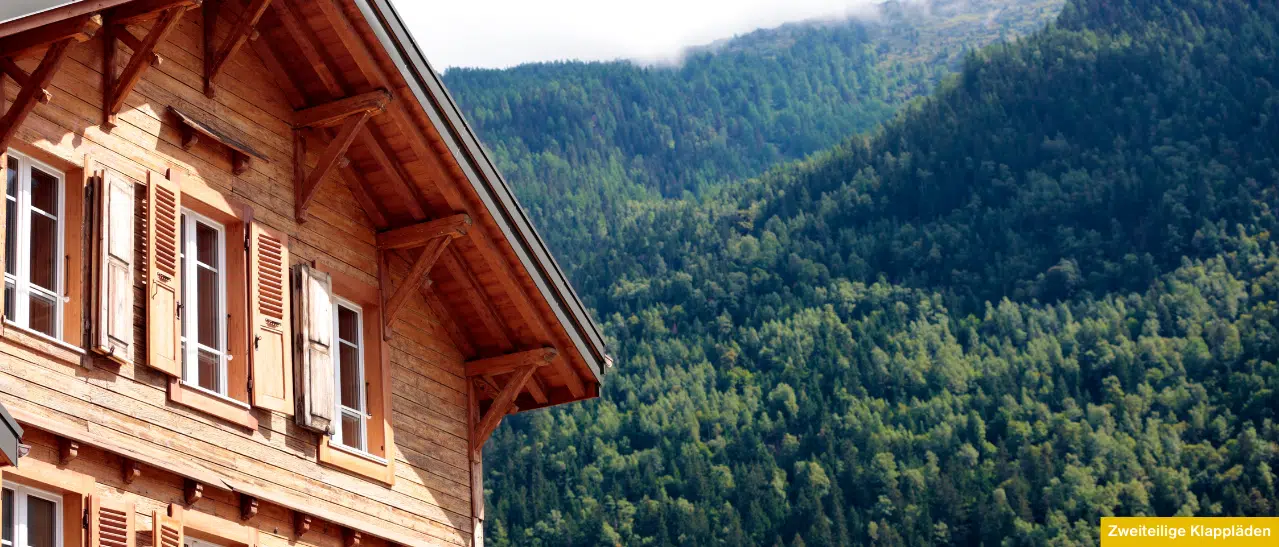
87, 495, 135, 547
248, 223, 293, 414
145, 171, 182, 377
91, 169, 135, 364
153, 510, 183, 547
292, 263, 336, 434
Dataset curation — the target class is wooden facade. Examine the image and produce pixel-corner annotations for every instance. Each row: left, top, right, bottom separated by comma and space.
0, 1, 609, 546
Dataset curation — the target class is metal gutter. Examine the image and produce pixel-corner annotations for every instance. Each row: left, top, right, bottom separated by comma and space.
353, 0, 610, 383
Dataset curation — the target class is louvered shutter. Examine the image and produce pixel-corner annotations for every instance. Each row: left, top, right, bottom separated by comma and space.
145, 170, 181, 377
249, 222, 293, 414
153, 510, 182, 547
88, 495, 135, 547
92, 169, 135, 363
292, 263, 335, 434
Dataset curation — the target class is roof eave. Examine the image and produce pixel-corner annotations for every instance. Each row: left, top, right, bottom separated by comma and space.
352, 0, 609, 385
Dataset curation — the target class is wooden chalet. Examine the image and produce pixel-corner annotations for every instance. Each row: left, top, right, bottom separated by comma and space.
0, 1, 610, 546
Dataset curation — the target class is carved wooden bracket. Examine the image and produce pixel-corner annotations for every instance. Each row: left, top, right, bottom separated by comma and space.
184, 478, 204, 505
0, 35, 78, 151
121, 458, 141, 484
291, 90, 390, 222
343, 529, 362, 547
468, 354, 555, 455
102, 4, 191, 127
170, 106, 267, 174
239, 494, 258, 521
376, 215, 472, 338
58, 437, 78, 465
294, 512, 312, 538
203, 0, 271, 97
0, 13, 100, 58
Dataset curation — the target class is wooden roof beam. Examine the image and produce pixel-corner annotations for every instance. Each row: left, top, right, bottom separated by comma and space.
103, 7, 189, 128
440, 248, 516, 350
109, 0, 202, 26
294, 89, 390, 129
0, 39, 72, 151
269, 0, 343, 95
466, 348, 557, 378
204, 0, 271, 98
0, 14, 100, 58
470, 363, 544, 455
376, 214, 471, 251
357, 127, 427, 220
380, 236, 452, 338
294, 111, 371, 222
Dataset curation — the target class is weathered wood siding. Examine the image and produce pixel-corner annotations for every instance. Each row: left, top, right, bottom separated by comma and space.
1, 6, 473, 546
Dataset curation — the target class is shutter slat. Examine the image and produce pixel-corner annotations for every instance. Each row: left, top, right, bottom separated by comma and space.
145, 170, 182, 377
92, 169, 136, 363
293, 263, 336, 434
249, 222, 294, 414
88, 495, 135, 547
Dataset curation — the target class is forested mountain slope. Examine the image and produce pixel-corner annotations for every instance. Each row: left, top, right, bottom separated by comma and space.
442, 0, 1062, 270
477, 0, 1279, 545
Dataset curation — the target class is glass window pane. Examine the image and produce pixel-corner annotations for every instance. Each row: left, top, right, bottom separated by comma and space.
197, 349, 221, 393
2, 488, 12, 545
339, 343, 361, 409
196, 222, 218, 267
5, 157, 16, 198
196, 267, 219, 348
5, 196, 14, 277
26, 495, 57, 547
28, 292, 56, 337
27, 213, 57, 292
3, 282, 13, 323
337, 307, 358, 344
340, 414, 362, 449
28, 168, 57, 215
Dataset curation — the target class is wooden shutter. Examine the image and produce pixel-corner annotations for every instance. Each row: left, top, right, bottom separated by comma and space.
292, 263, 335, 434
153, 510, 182, 547
145, 170, 181, 376
88, 495, 135, 547
249, 222, 293, 414
92, 170, 135, 363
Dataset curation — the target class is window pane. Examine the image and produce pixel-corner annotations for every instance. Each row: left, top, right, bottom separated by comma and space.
28, 168, 57, 215
196, 267, 219, 348
26, 495, 56, 547
4, 196, 14, 277
28, 292, 56, 336
337, 307, 358, 344
2, 488, 12, 546
197, 349, 221, 393
339, 343, 360, 409
340, 414, 362, 449
3, 282, 12, 323
28, 213, 57, 292
196, 221, 218, 267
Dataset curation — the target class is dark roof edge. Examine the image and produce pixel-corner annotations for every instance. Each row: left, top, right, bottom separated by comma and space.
353, 0, 609, 383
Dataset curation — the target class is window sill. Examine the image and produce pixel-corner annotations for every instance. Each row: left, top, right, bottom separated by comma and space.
0, 320, 85, 366
168, 378, 258, 431
318, 435, 394, 485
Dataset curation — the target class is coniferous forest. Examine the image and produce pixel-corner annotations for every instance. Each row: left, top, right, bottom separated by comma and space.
446, 0, 1279, 544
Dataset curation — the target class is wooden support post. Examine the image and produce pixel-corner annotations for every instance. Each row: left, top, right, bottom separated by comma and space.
471, 363, 545, 454
121, 458, 141, 484
184, 479, 203, 505
0, 39, 73, 151
295, 111, 371, 222
58, 437, 78, 465
293, 90, 391, 128
103, 7, 188, 127
239, 494, 258, 521
467, 381, 485, 547
204, 0, 271, 97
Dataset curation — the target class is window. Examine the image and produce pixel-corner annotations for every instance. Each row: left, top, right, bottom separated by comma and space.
179, 210, 227, 396
4, 151, 63, 339
184, 539, 223, 547
333, 299, 366, 452
2, 483, 62, 547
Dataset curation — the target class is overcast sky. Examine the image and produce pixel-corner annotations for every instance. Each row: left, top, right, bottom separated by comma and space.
396, 0, 883, 70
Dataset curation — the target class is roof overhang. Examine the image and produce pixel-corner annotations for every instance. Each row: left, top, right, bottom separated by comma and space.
353, 0, 611, 382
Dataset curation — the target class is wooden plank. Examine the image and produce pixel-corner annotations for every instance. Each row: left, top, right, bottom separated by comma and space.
376, 215, 471, 251
294, 89, 389, 129
109, 0, 203, 26
0, 39, 72, 151
465, 348, 556, 378
0, 14, 101, 58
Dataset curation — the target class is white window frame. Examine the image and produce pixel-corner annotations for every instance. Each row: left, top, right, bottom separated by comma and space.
179, 209, 229, 397
183, 538, 224, 547
3, 149, 64, 340
2, 482, 64, 547
332, 297, 367, 452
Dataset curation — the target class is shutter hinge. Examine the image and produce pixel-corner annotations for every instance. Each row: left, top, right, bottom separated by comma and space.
82, 507, 89, 529
247, 376, 254, 393
176, 302, 183, 320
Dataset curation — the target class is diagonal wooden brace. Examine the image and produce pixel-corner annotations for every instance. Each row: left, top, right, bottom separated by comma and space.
0, 38, 74, 151
104, 7, 189, 128
380, 235, 452, 338
203, 0, 271, 98
294, 110, 371, 221
470, 363, 547, 456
